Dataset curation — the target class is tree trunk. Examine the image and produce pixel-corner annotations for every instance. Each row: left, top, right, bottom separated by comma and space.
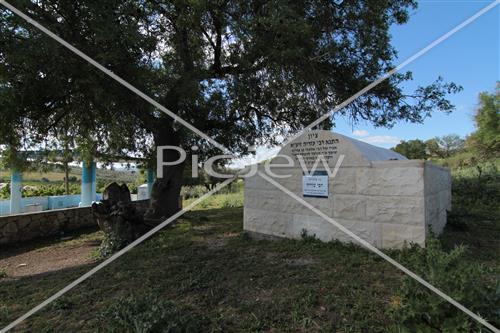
144, 126, 184, 224
146, 164, 184, 221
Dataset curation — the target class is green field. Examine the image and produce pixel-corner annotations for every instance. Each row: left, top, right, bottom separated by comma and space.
0, 167, 143, 198
0, 167, 139, 184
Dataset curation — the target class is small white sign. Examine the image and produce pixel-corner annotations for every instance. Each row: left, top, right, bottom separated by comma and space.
303, 175, 329, 198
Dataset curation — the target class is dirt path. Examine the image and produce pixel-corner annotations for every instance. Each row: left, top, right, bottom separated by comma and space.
0, 230, 102, 278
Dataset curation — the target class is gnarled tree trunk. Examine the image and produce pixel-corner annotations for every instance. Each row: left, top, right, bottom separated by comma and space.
92, 182, 149, 256
144, 127, 184, 224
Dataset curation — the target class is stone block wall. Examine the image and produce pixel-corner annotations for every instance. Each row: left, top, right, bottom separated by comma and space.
244, 161, 450, 249
424, 163, 452, 234
0, 200, 149, 246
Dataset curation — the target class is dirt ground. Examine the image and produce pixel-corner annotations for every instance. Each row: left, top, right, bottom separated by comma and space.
0, 229, 102, 278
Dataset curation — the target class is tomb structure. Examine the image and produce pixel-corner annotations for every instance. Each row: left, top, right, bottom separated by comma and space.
244, 130, 451, 249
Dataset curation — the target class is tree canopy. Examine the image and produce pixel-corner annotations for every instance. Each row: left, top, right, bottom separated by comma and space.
467, 84, 499, 158
426, 134, 465, 159
0, 0, 462, 166
392, 139, 427, 159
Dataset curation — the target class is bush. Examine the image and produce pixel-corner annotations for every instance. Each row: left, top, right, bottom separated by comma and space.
97, 233, 128, 258
96, 180, 108, 194
0, 269, 7, 278
128, 182, 138, 195
451, 165, 499, 218
21, 183, 81, 197
98, 293, 207, 333
0, 183, 10, 199
181, 185, 208, 200
68, 176, 78, 182
389, 237, 499, 332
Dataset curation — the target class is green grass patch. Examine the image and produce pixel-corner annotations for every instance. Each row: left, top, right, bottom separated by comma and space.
182, 181, 244, 210
1, 205, 497, 332
0, 208, 401, 332
0, 167, 141, 198
184, 191, 244, 210
0, 166, 498, 332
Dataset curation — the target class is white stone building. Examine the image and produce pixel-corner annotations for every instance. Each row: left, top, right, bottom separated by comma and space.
243, 130, 451, 249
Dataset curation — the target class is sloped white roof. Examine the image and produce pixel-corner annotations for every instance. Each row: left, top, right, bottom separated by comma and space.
335, 133, 407, 161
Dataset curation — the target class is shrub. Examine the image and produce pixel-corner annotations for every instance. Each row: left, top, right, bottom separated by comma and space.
181, 185, 209, 200
300, 229, 318, 243
20, 183, 81, 197
128, 182, 138, 194
0, 303, 8, 325
389, 237, 500, 332
98, 293, 207, 333
0, 183, 10, 199
451, 165, 499, 218
0, 269, 7, 278
97, 233, 127, 258
96, 180, 109, 193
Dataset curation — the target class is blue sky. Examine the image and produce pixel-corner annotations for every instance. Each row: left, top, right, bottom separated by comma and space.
231, 0, 499, 167
335, 0, 499, 148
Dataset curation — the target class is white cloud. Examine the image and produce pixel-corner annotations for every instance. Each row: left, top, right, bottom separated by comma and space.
352, 129, 369, 137
359, 135, 401, 146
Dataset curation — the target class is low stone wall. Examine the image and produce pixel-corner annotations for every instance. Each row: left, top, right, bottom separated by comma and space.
0, 200, 150, 246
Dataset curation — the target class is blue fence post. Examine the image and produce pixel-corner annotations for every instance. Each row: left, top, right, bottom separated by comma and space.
10, 170, 22, 214
91, 162, 97, 201
80, 161, 96, 206
147, 169, 155, 198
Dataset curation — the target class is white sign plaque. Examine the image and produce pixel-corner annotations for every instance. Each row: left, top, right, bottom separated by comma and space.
303, 174, 329, 198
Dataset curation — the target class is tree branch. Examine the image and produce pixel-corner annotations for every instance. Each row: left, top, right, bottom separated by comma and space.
209, 7, 223, 74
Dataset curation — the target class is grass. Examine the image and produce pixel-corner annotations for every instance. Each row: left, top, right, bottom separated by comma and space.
0, 170, 79, 183
0, 207, 403, 332
0, 167, 139, 187
1, 203, 497, 332
0, 166, 498, 332
184, 191, 244, 210
441, 160, 500, 270
0, 167, 139, 184
183, 180, 244, 210
0, 167, 143, 198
